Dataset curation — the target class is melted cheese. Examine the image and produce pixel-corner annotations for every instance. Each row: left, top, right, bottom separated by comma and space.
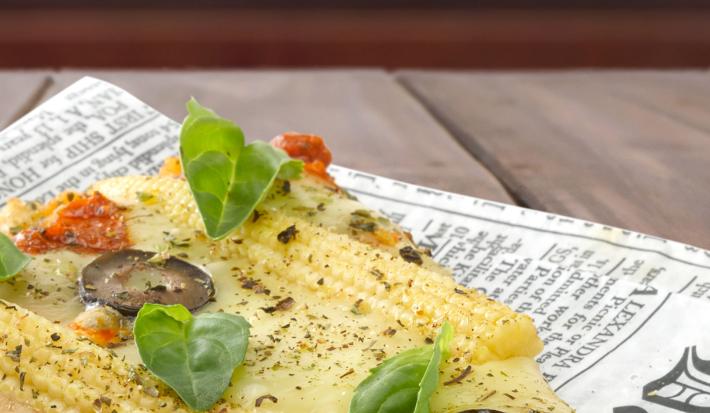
0, 176, 572, 413
119, 195, 429, 411
0, 183, 430, 412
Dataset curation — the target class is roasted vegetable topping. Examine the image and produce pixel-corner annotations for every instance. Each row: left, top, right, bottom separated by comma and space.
79, 249, 215, 315
15, 192, 130, 255
271, 132, 331, 165
270, 132, 335, 185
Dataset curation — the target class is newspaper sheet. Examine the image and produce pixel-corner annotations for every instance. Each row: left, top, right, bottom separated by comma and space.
0, 77, 707, 413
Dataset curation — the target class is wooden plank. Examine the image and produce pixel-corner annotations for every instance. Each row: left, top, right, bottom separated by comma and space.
567, 71, 710, 135
0, 71, 53, 128
398, 70, 710, 249
43, 70, 513, 202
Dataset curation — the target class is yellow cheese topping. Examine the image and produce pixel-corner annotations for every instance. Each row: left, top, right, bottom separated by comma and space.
0, 175, 573, 413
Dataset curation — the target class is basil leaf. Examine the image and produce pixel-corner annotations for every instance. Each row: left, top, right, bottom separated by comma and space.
180, 99, 303, 240
349, 322, 453, 413
0, 233, 30, 281
133, 303, 250, 411
414, 322, 453, 413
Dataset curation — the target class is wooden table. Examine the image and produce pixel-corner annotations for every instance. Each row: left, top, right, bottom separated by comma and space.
2, 70, 709, 250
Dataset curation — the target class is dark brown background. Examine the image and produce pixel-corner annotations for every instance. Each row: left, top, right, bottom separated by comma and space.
2, 1, 710, 69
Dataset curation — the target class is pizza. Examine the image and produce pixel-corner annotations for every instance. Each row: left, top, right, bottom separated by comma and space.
0, 100, 573, 413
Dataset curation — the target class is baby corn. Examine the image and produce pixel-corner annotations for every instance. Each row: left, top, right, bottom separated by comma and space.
93, 175, 542, 363
0, 175, 571, 413
0, 300, 189, 413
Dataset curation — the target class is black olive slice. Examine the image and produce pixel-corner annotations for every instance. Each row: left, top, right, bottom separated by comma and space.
79, 249, 215, 316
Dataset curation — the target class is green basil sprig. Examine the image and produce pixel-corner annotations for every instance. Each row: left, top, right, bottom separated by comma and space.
180, 99, 303, 240
349, 321, 453, 413
0, 233, 30, 281
133, 304, 250, 411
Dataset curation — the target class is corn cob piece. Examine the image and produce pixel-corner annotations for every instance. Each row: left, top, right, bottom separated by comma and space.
93, 175, 542, 363
0, 300, 190, 413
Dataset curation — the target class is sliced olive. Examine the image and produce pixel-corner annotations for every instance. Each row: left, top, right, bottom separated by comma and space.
79, 249, 215, 316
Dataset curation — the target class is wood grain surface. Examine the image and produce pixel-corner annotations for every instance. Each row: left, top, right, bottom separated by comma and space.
0, 71, 52, 128
5, 70, 710, 249
13, 70, 513, 202
398, 70, 710, 249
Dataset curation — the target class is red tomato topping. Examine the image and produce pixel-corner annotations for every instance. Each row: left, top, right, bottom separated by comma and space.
69, 323, 121, 347
16, 193, 130, 255
271, 132, 332, 166
270, 132, 335, 183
